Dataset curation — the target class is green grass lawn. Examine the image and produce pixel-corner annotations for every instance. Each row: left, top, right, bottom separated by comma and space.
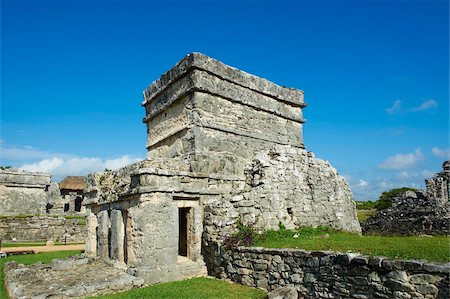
356, 209, 377, 222
93, 277, 266, 299
253, 226, 450, 262
0, 251, 265, 299
1, 242, 84, 247
0, 250, 82, 299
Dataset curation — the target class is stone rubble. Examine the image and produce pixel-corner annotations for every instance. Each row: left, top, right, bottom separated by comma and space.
4, 256, 145, 299
362, 161, 450, 235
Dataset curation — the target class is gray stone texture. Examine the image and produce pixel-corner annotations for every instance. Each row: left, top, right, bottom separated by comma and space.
218, 246, 449, 299
0, 215, 86, 242
84, 53, 360, 286
4, 256, 144, 299
363, 161, 450, 235
0, 170, 51, 215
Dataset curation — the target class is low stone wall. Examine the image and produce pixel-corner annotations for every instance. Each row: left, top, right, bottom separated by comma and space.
215, 246, 449, 299
0, 215, 86, 243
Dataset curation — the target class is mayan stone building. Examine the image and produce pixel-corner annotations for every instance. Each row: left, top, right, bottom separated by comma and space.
84, 53, 361, 284
0, 169, 51, 215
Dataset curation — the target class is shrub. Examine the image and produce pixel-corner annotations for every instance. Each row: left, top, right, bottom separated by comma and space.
223, 221, 263, 249
374, 187, 418, 210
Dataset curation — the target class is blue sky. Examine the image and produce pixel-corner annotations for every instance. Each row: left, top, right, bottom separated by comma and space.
1, 0, 448, 200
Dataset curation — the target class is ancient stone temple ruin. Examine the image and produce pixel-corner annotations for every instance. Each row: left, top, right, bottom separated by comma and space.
362, 161, 450, 235
84, 53, 361, 284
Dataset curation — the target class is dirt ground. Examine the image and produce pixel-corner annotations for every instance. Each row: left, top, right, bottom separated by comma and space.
2, 244, 85, 254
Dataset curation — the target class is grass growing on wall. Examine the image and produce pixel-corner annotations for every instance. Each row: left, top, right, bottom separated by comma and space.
95, 277, 266, 299
0, 250, 82, 299
252, 226, 450, 262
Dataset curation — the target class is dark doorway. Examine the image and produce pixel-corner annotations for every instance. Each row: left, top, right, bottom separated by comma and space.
64, 203, 70, 212
46, 203, 54, 214
178, 207, 190, 256
74, 197, 82, 212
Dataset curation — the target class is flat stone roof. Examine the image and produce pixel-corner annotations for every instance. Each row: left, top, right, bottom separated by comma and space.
143, 53, 305, 108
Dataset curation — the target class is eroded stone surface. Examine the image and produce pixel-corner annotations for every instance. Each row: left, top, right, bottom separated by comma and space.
83, 53, 360, 287
218, 247, 449, 299
4, 256, 144, 299
363, 161, 450, 235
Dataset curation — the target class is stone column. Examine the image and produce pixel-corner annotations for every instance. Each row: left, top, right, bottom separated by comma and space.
97, 210, 110, 258
85, 208, 98, 257
110, 209, 125, 262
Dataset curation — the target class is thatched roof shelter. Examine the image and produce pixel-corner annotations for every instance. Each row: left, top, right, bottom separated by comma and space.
59, 176, 86, 191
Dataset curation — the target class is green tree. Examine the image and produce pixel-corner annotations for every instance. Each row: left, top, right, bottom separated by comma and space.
374, 187, 418, 210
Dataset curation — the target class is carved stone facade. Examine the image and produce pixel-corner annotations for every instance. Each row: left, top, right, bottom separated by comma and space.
84, 53, 361, 284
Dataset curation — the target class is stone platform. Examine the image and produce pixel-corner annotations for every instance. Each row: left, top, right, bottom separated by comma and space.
4, 256, 145, 298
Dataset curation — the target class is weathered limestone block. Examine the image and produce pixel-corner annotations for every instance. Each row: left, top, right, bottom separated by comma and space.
110, 209, 125, 262
0, 215, 86, 242
217, 246, 450, 299
0, 169, 51, 215
97, 210, 110, 258
83, 53, 361, 287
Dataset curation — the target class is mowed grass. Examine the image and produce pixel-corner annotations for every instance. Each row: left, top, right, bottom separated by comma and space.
1, 242, 84, 247
94, 277, 266, 299
0, 251, 265, 299
254, 227, 450, 262
0, 250, 82, 299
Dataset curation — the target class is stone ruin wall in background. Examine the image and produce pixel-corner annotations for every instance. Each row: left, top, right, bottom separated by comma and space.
0, 169, 86, 242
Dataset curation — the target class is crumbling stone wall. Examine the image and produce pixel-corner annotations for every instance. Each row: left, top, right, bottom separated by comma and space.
0, 170, 51, 215
363, 162, 450, 236
216, 246, 449, 299
0, 215, 86, 242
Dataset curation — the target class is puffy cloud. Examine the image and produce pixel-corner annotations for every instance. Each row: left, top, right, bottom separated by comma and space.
378, 149, 424, 170
431, 147, 450, 159
20, 158, 65, 173
385, 99, 402, 115
104, 155, 142, 170
410, 99, 438, 112
19, 155, 142, 181
0, 144, 70, 161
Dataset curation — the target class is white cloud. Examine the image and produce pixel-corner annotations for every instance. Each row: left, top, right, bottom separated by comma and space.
19, 155, 142, 181
431, 147, 450, 159
0, 145, 71, 161
20, 158, 65, 173
410, 99, 438, 112
385, 99, 402, 115
385, 99, 438, 115
379, 149, 424, 170
104, 155, 142, 170
356, 179, 368, 188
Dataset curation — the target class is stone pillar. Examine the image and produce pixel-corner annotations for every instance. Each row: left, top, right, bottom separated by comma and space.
97, 210, 110, 258
110, 210, 125, 262
85, 208, 98, 257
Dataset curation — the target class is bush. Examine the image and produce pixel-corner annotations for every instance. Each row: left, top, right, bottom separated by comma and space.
223, 221, 264, 249
374, 187, 418, 210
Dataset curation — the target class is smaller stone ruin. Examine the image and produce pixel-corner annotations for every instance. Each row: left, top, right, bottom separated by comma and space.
0, 169, 87, 242
362, 161, 450, 235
